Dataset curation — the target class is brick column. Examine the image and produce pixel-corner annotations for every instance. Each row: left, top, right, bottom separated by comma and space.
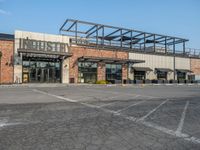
0, 40, 14, 84
97, 62, 105, 81
122, 64, 128, 83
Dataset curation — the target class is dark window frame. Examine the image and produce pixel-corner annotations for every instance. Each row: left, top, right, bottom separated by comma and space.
106, 64, 122, 83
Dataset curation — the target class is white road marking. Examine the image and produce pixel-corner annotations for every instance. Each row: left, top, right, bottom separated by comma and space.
137, 99, 169, 122
116, 100, 145, 113
98, 102, 117, 108
102, 95, 121, 100
98, 95, 141, 108
77, 96, 96, 101
32, 89, 77, 103
0, 118, 22, 128
176, 101, 189, 134
141, 121, 200, 144
80, 88, 158, 99
32, 89, 200, 145
0, 119, 8, 128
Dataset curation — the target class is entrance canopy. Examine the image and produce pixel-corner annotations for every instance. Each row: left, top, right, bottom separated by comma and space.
155, 68, 173, 72
132, 67, 153, 72
176, 69, 192, 73
78, 56, 145, 64
18, 49, 72, 57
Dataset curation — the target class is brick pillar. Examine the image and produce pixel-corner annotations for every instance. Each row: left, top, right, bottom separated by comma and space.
0, 40, 14, 84
97, 62, 105, 81
122, 64, 128, 83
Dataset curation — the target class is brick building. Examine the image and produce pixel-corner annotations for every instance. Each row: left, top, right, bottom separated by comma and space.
0, 19, 200, 84
0, 34, 14, 84
190, 58, 200, 81
69, 46, 130, 83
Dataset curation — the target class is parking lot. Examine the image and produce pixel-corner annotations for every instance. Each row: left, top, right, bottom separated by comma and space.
0, 84, 200, 150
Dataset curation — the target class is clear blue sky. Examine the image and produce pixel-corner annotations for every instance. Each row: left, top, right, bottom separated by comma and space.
0, 0, 200, 49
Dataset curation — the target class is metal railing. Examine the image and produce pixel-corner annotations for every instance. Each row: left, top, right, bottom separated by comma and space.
70, 38, 200, 58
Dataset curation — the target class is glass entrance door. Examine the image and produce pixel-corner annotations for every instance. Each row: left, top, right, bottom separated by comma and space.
34, 68, 55, 83
22, 58, 61, 83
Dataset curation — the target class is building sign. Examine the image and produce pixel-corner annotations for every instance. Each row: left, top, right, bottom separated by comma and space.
18, 38, 68, 53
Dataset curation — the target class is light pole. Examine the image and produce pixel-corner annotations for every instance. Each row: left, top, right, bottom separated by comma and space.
0, 51, 2, 84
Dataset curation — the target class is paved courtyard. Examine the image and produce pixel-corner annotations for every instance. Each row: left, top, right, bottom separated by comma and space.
0, 84, 200, 150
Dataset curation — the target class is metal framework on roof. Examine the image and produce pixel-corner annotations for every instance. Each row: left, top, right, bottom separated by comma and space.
0, 33, 14, 40
59, 19, 189, 55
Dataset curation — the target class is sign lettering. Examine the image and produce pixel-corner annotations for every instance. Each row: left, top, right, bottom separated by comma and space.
19, 38, 68, 53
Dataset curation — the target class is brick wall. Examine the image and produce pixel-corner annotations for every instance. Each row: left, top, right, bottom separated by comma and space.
0, 40, 14, 84
191, 58, 200, 75
97, 62, 106, 81
69, 46, 128, 83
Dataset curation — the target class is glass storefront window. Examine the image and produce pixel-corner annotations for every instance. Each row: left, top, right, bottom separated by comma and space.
106, 64, 122, 83
30, 61, 37, 68
157, 71, 167, 80
22, 58, 61, 83
177, 72, 186, 80
23, 61, 30, 67
134, 71, 146, 80
78, 62, 97, 83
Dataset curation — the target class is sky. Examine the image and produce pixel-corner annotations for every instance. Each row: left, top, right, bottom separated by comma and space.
0, 0, 200, 49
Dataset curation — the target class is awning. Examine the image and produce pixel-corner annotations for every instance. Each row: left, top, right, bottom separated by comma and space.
78, 56, 145, 64
176, 69, 192, 73
132, 67, 153, 72
155, 68, 173, 72
18, 49, 73, 57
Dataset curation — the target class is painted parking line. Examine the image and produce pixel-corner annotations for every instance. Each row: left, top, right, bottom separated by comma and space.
32, 89, 200, 145
80, 88, 158, 99
0, 118, 22, 128
32, 89, 78, 103
116, 100, 146, 113
137, 99, 170, 122
140, 120, 200, 144
98, 95, 142, 108
176, 101, 189, 134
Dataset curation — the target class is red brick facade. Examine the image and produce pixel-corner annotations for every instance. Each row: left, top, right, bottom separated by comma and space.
0, 40, 14, 84
191, 58, 200, 75
69, 46, 128, 83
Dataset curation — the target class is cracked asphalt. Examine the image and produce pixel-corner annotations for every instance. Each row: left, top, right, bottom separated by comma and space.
0, 84, 200, 150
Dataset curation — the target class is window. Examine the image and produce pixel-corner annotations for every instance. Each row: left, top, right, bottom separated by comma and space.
78, 62, 97, 83
22, 61, 30, 67
22, 58, 61, 83
134, 71, 146, 80
106, 64, 122, 83
177, 72, 186, 80
157, 71, 167, 80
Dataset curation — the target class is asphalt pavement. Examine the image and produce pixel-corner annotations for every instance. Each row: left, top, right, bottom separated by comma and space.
0, 84, 200, 150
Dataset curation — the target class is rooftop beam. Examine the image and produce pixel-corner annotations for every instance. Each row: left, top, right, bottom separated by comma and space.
167, 39, 185, 45
85, 25, 97, 34
137, 34, 155, 44
154, 36, 165, 41
158, 37, 174, 43
86, 25, 104, 38
60, 19, 189, 43
59, 19, 68, 32
121, 30, 132, 36
66, 21, 77, 31
105, 29, 121, 37
132, 32, 145, 38
145, 34, 154, 39
61, 29, 86, 34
